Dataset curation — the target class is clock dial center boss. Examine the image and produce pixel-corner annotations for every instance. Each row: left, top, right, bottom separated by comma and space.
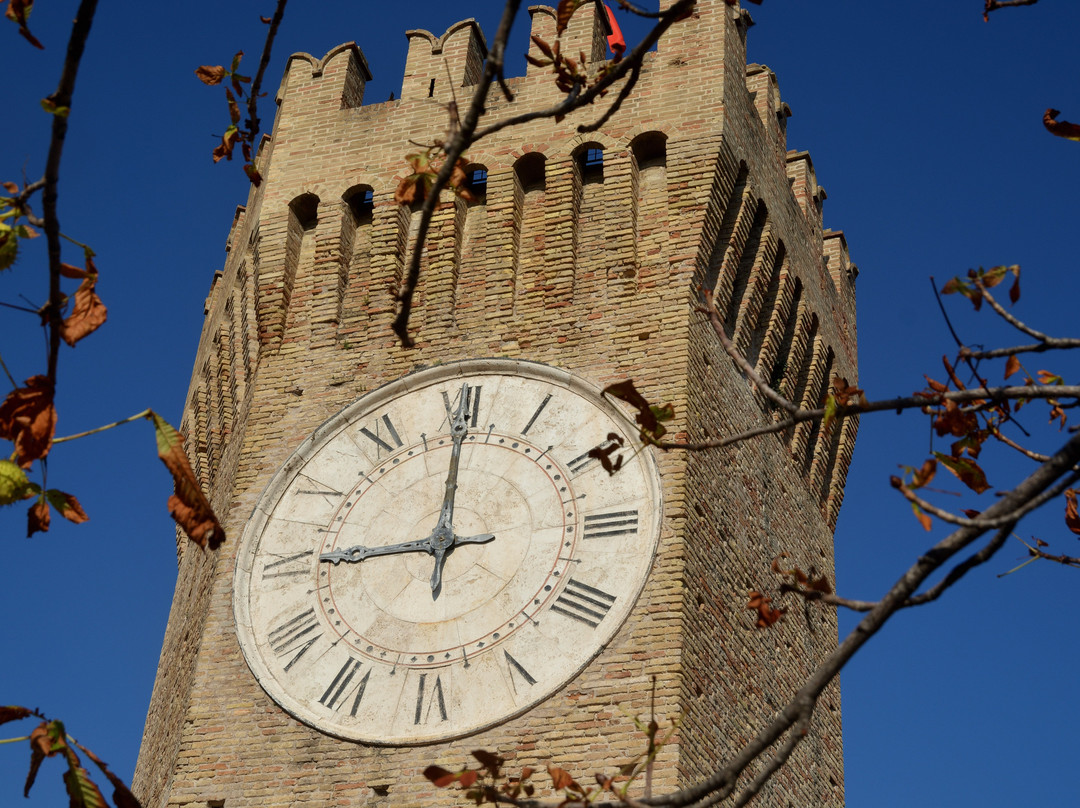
233, 359, 663, 743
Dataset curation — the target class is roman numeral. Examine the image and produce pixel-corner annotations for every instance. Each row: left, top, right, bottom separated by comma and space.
413, 673, 448, 725
521, 394, 552, 435
566, 449, 597, 476
319, 657, 370, 716
261, 550, 314, 580
550, 579, 616, 628
443, 385, 482, 428
268, 608, 322, 672
582, 510, 639, 540
359, 414, 403, 455
566, 436, 622, 477
503, 651, 537, 694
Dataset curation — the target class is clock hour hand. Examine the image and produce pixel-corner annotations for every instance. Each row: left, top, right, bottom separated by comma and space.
319, 538, 431, 565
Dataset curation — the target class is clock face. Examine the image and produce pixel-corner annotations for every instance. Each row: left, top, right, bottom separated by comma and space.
233, 359, 662, 744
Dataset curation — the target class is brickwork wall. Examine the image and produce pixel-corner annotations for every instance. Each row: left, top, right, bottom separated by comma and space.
133, 2, 857, 805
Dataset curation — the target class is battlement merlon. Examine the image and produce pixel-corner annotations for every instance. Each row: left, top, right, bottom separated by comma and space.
402, 19, 487, 102
526, 2, 610, 77
275, 42, 372, 116
746, 64, 791, 163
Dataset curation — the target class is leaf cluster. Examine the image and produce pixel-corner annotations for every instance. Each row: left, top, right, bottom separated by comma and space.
195, 51, 263, 185
425, 707, 677, 806
1, 707, 142, 808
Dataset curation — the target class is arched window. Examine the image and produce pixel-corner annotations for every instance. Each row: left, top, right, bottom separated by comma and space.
515, 153, 546, 192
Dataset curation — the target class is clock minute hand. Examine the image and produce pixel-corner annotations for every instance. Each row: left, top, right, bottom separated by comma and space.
428, 383, 476, 593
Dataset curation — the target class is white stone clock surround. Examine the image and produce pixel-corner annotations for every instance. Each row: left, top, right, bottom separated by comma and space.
233, 359, 663, 744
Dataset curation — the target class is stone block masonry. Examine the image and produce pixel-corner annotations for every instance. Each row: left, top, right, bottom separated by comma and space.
134, 2, 856, 806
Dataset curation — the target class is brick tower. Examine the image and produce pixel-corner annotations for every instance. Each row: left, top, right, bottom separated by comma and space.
133, 1, 857, 806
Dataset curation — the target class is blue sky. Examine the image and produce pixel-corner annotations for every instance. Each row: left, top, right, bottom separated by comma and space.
2, 1, 1078, 806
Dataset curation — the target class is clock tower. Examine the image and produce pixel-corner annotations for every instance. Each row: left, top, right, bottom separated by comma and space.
134, 2, 858, 806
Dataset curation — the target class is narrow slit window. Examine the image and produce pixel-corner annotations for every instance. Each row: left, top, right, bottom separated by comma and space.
351, 188, 374, 220
466, 168, 488, 200
579, 147, 604, 181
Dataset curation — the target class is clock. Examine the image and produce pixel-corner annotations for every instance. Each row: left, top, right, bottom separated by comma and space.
233, 359, 662, 744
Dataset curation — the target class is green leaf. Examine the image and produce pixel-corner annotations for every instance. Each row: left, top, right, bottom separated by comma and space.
0, 459, 34, 505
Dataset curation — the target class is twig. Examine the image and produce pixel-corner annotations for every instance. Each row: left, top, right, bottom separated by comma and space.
989, 425, 1049, 462
245, 0, 288, 138
52, 409, 152, 444
578, 60, 641, 134
964, 338, 1080, 360
975, 280, 1049, 342
984, 0, 1039, 19
0, 352, 16, 388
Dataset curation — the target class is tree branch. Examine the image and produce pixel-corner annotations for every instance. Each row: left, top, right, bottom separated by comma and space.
701, 292, 799, 414
42, 0, 99, 384
391, 0, 524, 347
656, 384, 1080, 453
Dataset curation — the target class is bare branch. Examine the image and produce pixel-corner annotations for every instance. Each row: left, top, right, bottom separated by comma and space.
244, 0, 288, 138
42, 0, 99, 384
392, 0, 524, 346
729, 714, 810, 808
577, 60, 642, 134
967, 338, 1080, 360
701, 293, 799, 414
640, 429, 1080, 808
975, 279, 1049, 342
988, 425, 1050, 462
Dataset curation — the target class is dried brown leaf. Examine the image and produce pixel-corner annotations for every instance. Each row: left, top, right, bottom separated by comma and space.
0, 375, 56, 468
45, 489, 88, 524
1065, 489, 1080, 536
61, 272, 107, 346
1043, 108, 1080, 142
1004, 354, 1021, 380
27, 497, 49, 536
548, 765, 576, 791
747, 590, 785, 628
195, 65, 227, 86
150, 411, 224, 549
0, 705, 32, 725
